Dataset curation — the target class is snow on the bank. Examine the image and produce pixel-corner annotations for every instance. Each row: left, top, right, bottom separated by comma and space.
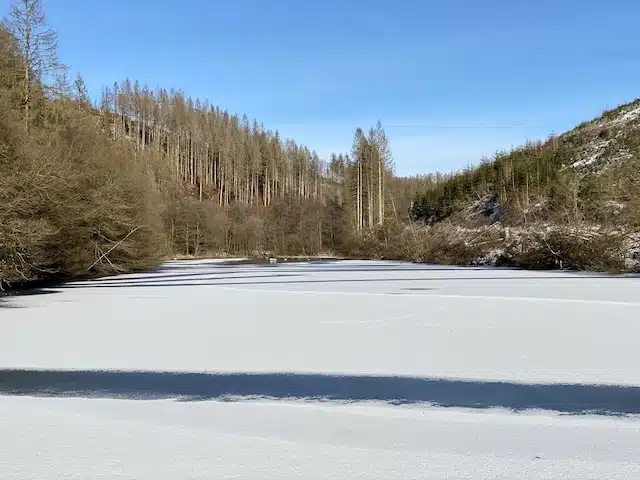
2, 260, 640, 479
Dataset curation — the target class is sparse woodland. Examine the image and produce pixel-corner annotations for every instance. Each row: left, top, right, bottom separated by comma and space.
1, 0, 639, 288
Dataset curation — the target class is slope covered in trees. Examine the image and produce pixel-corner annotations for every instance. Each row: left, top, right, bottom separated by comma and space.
0, 0, 401, 285
406, 101, 640, 271
0, 5, 165, 283
97, 80, 398, 257
2, 0, 640, 288
409, 101, 640, 229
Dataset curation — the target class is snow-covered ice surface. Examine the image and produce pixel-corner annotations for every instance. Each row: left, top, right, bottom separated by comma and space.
2, 259, 640, 479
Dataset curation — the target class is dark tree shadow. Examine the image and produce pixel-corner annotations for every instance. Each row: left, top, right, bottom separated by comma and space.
4, 260, 639, 298
154, 263, 479, 274
68, 273, 305, 288
89, 270, 272, 283
0, 288, 60, 307
61, 273, 639, 289
1, 369, 639, 417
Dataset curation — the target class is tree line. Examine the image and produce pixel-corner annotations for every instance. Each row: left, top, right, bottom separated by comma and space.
96, 77, 400, 257
3, 0, 638, 287
409, 123, 640, 229
0, 0, 406, 285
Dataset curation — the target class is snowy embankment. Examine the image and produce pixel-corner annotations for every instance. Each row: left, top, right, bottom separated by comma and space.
1, 259, 640, 479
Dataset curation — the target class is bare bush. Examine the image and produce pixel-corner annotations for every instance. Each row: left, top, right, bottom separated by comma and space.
0, 91, 165, 282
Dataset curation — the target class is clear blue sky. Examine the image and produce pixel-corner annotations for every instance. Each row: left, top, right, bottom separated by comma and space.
3, 0, 640, 176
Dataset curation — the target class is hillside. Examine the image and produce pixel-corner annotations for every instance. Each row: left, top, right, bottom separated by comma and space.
566, 99, 640, 173
406, 100, 640, 271
0, 1, 396, 286
2, 0, 640, 289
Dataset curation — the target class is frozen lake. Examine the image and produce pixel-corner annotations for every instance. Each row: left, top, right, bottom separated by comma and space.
1, 259, 640, 479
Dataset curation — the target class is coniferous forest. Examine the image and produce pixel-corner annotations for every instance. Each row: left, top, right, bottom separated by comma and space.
2, 0, 640, 287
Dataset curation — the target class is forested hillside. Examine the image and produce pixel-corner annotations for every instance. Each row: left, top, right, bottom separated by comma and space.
410, 101, 640, 228
97, 80, 400, 255
1, 0, 639, 288
0, 0, 412, 286
407, 101, 640, 271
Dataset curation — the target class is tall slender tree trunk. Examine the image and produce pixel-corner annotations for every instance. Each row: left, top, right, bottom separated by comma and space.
22, 19, 31, 132
357, 159, 362, 233
368, 155, 373, 228
378, 156, 383, 225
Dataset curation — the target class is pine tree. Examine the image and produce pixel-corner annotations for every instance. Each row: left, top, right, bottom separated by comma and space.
73, 72, 90, 108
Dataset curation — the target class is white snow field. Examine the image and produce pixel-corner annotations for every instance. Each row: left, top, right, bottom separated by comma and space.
2, 259, 640, 479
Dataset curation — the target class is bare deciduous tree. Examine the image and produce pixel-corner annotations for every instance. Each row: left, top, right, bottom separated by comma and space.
3, 0, 60, 131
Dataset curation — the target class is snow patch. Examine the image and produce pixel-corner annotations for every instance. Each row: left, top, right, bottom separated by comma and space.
612, 105, 640, 125
571, 139, 611, 168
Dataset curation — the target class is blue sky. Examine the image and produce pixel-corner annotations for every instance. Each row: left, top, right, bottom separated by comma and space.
3, 0, 640, 176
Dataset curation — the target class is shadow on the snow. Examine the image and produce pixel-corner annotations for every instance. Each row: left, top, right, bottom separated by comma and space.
1, 369, 639, 417
0, 287, 60, 307
6, 261, 637, 295
158, 259, 640, 277
61, 270, 631, 289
